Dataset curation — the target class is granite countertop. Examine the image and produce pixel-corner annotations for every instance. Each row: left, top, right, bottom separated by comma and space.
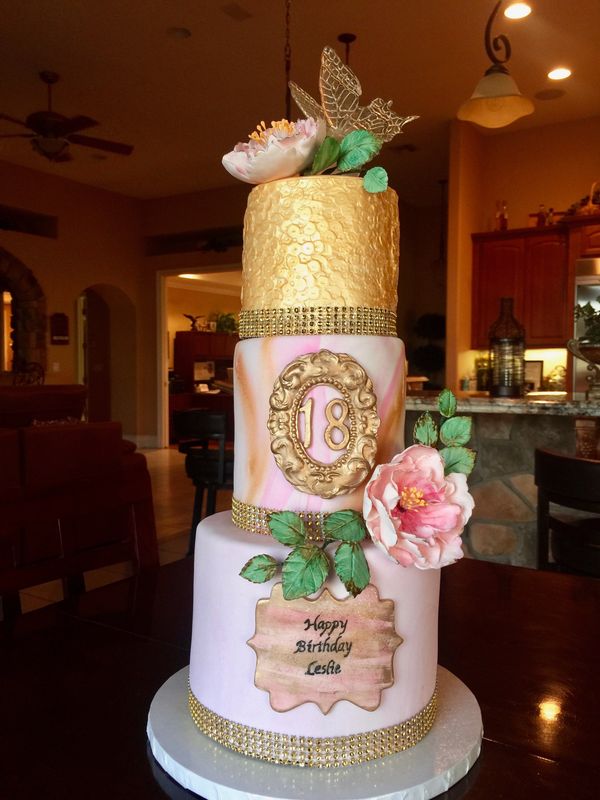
405, 394, 600, 416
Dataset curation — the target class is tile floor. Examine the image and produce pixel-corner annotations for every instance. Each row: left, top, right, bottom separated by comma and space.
17, 447, 232, 613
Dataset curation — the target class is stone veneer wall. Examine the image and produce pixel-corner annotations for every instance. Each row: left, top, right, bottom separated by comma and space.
404, 410, 576, 568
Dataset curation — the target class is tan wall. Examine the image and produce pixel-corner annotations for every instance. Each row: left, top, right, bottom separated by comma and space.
142, 184, 247, 276
447, 121, 484, 391
479, 116, 600, 230
446, 115, 600, 390
143, 184, 250, 234
167, 285, 241, 367
0, 159, 152, 438
398, 202, 447, 384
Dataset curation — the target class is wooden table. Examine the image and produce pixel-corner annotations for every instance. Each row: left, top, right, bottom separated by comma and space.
1, 558, 598, 799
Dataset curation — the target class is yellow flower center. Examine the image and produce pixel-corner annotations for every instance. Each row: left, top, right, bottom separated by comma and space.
399, 486, 427, 511
249, 119, 295, 144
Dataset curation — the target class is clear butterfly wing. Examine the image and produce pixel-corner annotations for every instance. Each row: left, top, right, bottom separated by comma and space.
289, 82, 325, 123
351, 98, 419, 143
319, 46, 361, 135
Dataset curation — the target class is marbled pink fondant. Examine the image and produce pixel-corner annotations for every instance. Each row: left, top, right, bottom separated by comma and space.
234, 335, 406, 512
189, 511, 439, 737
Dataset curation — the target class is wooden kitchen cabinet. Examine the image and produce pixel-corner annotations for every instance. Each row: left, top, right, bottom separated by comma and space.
471, 228, 569, 349
174, 331, 238, 391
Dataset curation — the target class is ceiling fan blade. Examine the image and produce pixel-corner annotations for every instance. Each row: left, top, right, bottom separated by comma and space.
0, 112, 30, 128
0, 133, 34, 138
60, 115, 98, 135
68, 133, 134, 155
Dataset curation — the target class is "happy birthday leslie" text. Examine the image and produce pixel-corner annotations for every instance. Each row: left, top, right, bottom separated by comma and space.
294, 614, 353, 676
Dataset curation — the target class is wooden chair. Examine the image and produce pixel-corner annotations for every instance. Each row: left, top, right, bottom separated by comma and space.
0, 423, 159, 619
534, 448, 600, 577
173, 410, 234, 554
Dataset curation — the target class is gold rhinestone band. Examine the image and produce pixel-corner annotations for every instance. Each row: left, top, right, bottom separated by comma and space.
238, 306, 397, 339
189, 686, 437, 768
232, 496, 330, 541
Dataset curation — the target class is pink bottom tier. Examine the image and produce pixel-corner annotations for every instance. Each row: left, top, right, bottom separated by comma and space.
189, 511, 440, 740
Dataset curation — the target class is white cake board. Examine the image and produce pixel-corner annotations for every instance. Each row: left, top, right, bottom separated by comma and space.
147, 666, 482, 800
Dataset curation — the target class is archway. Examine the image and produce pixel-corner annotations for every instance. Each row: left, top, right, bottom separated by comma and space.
0, 247, 47, 371
78, 283, 137, 434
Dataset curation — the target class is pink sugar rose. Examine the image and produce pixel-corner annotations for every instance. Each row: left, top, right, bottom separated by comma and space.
363, 444, 474, 569
222, 117, 325, 185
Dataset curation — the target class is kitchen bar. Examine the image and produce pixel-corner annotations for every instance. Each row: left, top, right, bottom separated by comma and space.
405, 396, 599, 568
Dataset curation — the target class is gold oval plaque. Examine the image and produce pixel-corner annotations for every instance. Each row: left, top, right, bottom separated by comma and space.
267, 349, 380, 498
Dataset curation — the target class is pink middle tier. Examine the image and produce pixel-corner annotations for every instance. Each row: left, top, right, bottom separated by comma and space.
234, 335, 405, 513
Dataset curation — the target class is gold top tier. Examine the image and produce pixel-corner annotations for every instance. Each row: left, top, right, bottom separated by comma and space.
240, 176, 399, 338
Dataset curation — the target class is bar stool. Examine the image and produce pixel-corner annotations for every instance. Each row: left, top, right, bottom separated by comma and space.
173, 410, 234, 554
534, 448, 600, 577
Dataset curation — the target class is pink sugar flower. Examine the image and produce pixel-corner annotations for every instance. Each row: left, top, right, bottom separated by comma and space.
363, 444, 474, 569
222, 117, 325, 185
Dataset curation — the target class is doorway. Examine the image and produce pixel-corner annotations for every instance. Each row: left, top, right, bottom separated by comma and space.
78, 284, 138, 434
0, 246, 47, 374
156, 267, 241, 448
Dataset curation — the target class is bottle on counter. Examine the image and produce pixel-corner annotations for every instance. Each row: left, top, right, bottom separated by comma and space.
475, 352, 490, 391
499, 200, 508, 231
488, 297, 525, 398
536, 204, 546, 227
546, 207, 555, 226
494, 200, 502, 231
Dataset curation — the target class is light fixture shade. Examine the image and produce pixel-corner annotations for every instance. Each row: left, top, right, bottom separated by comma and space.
33, 136, 69, 156
457, 69, 534, 128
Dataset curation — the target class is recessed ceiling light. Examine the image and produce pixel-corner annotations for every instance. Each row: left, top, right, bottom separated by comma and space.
548, 67, 572, 81
167, 27, 192, 39
178, 274, 202, 280
504, 3, 532, 19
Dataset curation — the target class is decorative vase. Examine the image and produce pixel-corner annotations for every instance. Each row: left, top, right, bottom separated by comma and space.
488, 298, 525, 398
567, 339, 600, 400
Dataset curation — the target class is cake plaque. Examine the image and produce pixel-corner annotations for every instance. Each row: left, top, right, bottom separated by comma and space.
248, 583, 402, 714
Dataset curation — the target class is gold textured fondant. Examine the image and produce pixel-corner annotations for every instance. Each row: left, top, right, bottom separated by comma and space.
238, 306, 397, 339
267, 350, 380, 498
188, 685, 437, 768
232, 497, 329, 540
241, 176, 399, 314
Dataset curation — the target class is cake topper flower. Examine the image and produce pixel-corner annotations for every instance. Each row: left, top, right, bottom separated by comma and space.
222, 117, 324, 185
222, 46, 418, 193
363, 390, 476, 569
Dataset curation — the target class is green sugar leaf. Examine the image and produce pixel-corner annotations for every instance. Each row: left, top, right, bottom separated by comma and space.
440, 446, 476, 476
282, 546, 330, 600
438, 389, 457, 418
413, 411, 438, 446
240, 554, 279, 584
268, 511, 306, 546
310, 136, 340, 174
337, 130, 382, 172
363, 166, 388, 193
323, 510, 367, 542
334, 542, 370, 597
440, 416, 472, 447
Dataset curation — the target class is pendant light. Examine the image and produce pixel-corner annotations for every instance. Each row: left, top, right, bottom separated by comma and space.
457, 0, 534, 129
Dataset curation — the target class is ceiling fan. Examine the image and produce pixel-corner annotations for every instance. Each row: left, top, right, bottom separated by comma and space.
0, 71, 134, 162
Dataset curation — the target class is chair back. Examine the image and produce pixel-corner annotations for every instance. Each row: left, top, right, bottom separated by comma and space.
172, 409, 227, 448
183, 412, 232, 483
535, 448, 600, 511
534, 448, 600, 574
